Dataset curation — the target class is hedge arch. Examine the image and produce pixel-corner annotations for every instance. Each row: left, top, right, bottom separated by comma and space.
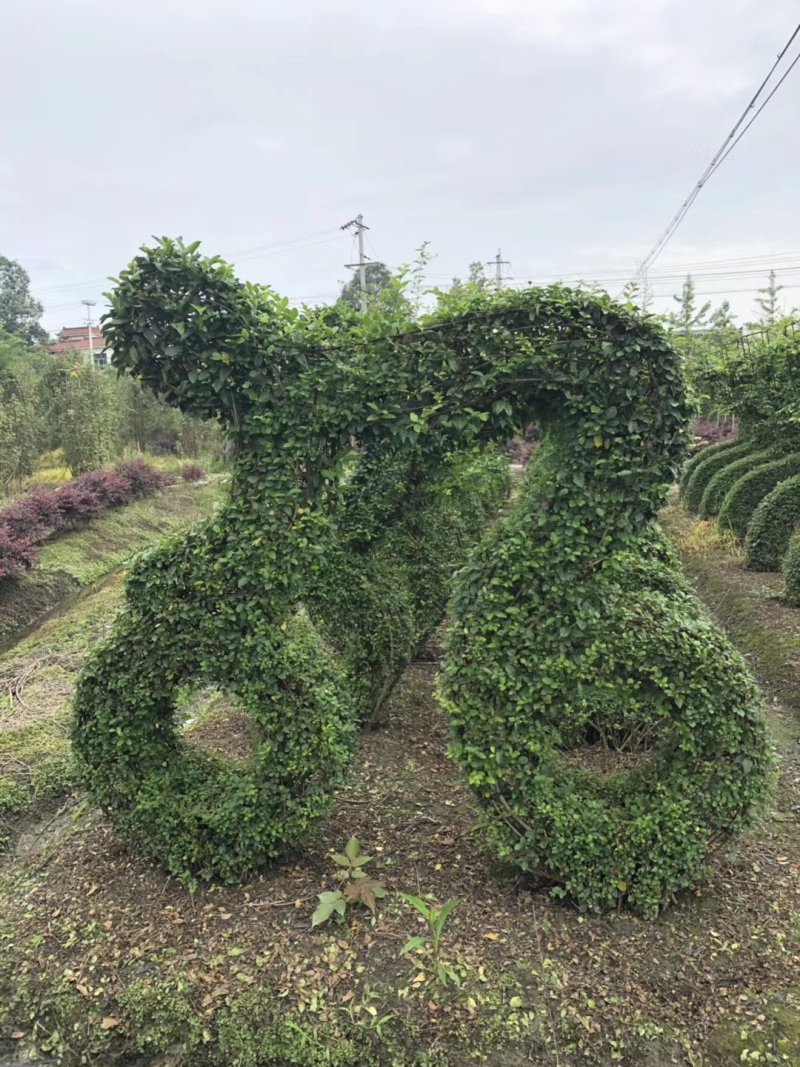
718, 454, 800, 540
72, 239, 771, 913
681, 439, 755, 514
745, 473, 800, 571
698, 447, 778, 519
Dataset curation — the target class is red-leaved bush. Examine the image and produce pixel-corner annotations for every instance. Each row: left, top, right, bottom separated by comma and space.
181, 463, 206, 482
116, 458, 174, 497
0, 528, 37, 581
691, 417, 738, 453
0, 461, 174, 581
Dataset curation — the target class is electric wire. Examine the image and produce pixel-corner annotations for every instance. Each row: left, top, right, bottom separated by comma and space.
636, 20, 800, 278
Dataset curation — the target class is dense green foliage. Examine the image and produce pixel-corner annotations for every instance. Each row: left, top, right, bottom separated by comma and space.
0, 328, 221, 494
0, 256, 47, 344
718, 453, 800, 540
689, 324, 800, 428
0, 368, 42, 489
680, 439, 754, 514
745, 474, 800, 571
308, 447, 510, 724
678, 327, 800, 579
58, 364, 116, 474
782, 529, 800, 607
72, 238, 770, 913
698, 448, 777, 519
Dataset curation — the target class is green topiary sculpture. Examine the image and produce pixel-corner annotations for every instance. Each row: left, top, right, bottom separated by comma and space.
72, 239, 771, 914
746, 473, 800, 571
718, 454, 800, 541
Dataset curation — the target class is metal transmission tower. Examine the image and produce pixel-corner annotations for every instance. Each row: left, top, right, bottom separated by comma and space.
341, 214, 370, 312
81, 299, 97, 365
487, 249, 512, 291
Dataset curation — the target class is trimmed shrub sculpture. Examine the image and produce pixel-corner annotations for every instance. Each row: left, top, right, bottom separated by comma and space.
718, 453, 800, 541
745, 473, 800, 571
307, 446, 510, 724
72, 239, 771, 915
698, 447, 778, 519
681, 438, 756, 514
783, 528, 800, 606
682, 437, 750, 512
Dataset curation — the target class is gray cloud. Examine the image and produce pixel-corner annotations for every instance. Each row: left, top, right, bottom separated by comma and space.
1, 0, 798, 329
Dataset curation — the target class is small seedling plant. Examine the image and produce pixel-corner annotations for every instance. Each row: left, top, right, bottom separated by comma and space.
399, 893, 461, 987
311, 837, 387, 927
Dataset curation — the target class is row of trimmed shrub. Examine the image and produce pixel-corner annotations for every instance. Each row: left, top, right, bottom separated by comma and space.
0, 459, 174, 580
681, 436, 800, 604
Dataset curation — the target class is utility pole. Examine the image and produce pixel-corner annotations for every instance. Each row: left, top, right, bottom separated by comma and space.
487, 249, 511, 291
81, 299, 97, 365
341, 214, 370, 312
636, 263, 651, 312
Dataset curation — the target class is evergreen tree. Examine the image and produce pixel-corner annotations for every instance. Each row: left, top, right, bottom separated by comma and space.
755, 270, 784, 326
708, 300, 737, 332
667, 275, 711, 335
339, 262, 393, 310
0, 256, 47, 345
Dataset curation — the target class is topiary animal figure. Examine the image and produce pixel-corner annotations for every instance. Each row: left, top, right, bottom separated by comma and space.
73, 239, 772, 914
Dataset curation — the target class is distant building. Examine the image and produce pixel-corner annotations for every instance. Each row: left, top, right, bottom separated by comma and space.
47, 325, 110, 366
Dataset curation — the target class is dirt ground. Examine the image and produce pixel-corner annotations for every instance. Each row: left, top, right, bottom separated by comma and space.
0, 504, 799, 1065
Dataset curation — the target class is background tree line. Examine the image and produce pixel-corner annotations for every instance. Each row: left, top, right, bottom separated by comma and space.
0, 256, 221, 493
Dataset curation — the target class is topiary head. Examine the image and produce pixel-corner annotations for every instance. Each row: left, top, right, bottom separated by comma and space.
102, 237, 305, 433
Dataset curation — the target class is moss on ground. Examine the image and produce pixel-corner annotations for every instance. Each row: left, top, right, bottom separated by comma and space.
704, 996, 800, 1065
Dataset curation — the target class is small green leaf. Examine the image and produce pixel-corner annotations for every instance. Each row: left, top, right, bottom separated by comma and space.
400, 935, 428, 956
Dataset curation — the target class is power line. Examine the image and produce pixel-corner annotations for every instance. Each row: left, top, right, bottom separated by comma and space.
635, 20, 800, 280
36, 226, 348, 296
234, 231, 345, 264
428, 250, 800, 289
228, 226, 342, 259
648, 282, 800, 298
711, 51, 800, 176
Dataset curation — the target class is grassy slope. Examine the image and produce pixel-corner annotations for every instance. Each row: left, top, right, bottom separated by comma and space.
0, 479, 225, 840
0, 491, 798, 1066
0, 576, 125, 842
0, 479, 223, 650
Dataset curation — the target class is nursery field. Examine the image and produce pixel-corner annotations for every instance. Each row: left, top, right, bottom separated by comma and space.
0, 486, 798, 1067
2, 248, 798, 1066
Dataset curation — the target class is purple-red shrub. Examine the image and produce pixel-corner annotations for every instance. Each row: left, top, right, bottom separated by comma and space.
0, 459, 172, 582
691, 417, 738, 453
0, 490, 61, 542
116, 458, 173, 497
53, 482, 104, 524
181, 463, 205, 482
78, 470, 135, 508
0, 528, 37, 580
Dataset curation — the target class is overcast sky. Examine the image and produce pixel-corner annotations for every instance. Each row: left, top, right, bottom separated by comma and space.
2, 0, 799, 334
